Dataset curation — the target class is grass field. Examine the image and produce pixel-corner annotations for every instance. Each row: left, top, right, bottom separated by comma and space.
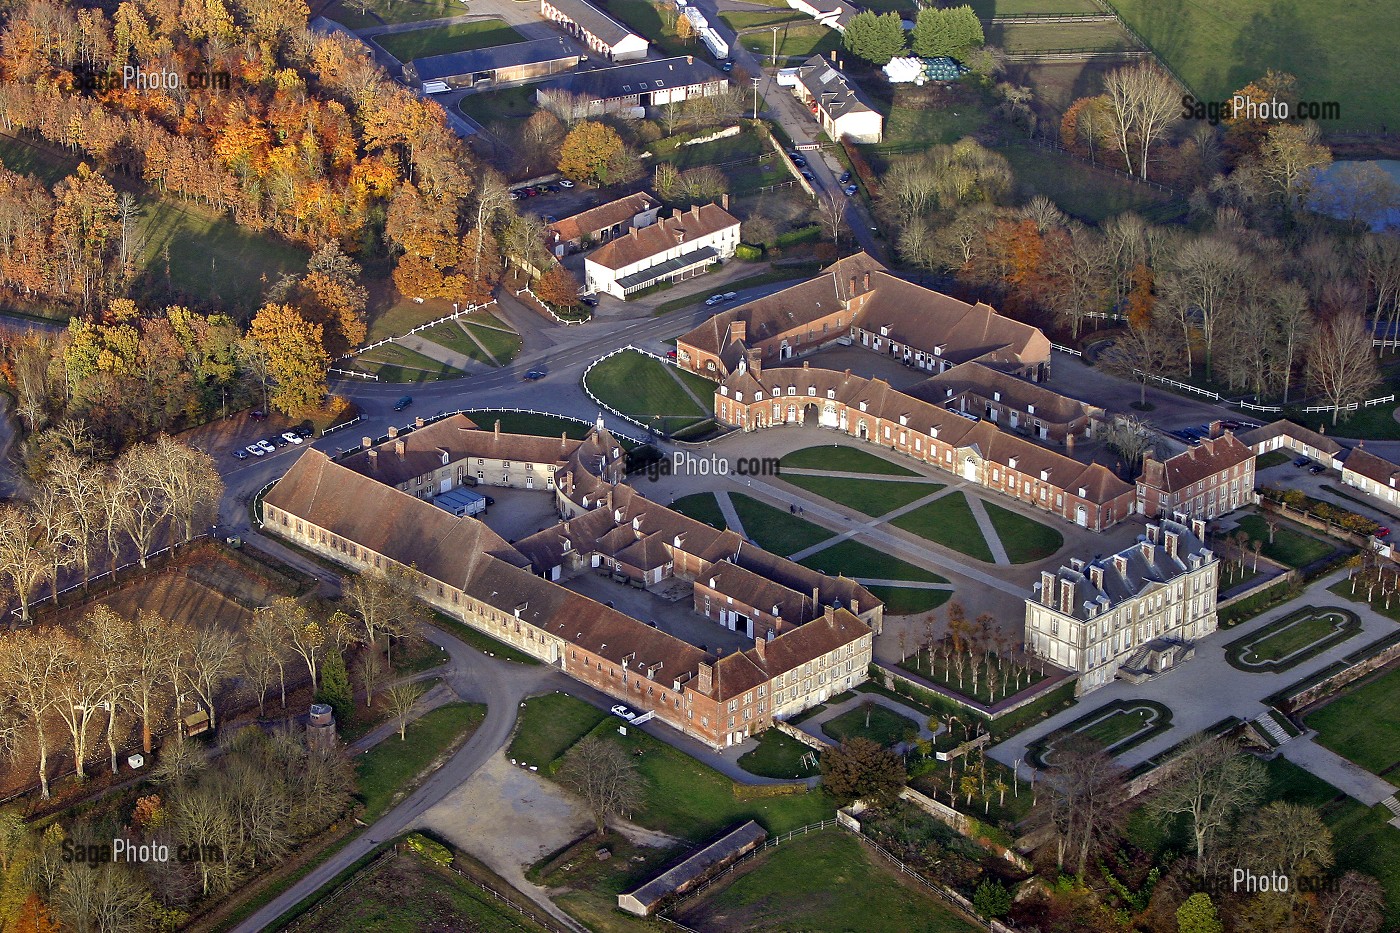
729, 494, 832, 555
464, 322, 521, 364
983, 501, 1063, 563
859, 102, 989, 171
1002, 146, 1183, 224
1306, 664, 1400, 782
737, 729, 822, 779
670, 492, 728, 529
1108, 0, 1400, 131
1225, 606, 1360, 672
355, 343, 467, 382
822, 705, 921, 747
319, 846, 547, 933
1027, 699, 1172, 768
506, 692, 609, 769
779, 445, 918, 476
780, 473, 941, 516
1256, 450, 1292, 470
865, 585, 951, 615
719, 9, 806, 30
674, 829, 980, 933
891, 492, 995, 563
966, 0, 1101, 13
460, 409, 593, 440
652, 130, 775, 197
799, 538, 949, 584
988, 21, 1139, 53
457, 85, 539, 126
1297, 404, 1400, 441
420, 321, 494, 365
366, 297, 455, 343
0, 135, 74, 185
1234, 514, 1336, 568
585, 350, 711, 432
327, 0, 474, 28
898, 650, 1048, 705
375, 20, 524, 62
741, 23, 842, 61
356, 702, 487, 821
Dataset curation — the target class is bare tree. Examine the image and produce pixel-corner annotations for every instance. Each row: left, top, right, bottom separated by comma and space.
1030, 734, 1125, 878
1044, 226, 1110, 338
0, 629, 63, 796
113, 444, 171, 567
249, 605, 292, 711
1158, 233, 1248, 380
1101, 62, 1181, 179
1148, 735, 1265, 869
1100, 324, 1179, 409
1308, 310, 1381, 425
30, 483, 79, 606
355, 650, 386, 706
341, 566, 424, 664
386, 682, 424, 741
1098, 414, 1158, 469
49, 450, 105, 587
1235, 800, 1333, 878
88, 607, 137, 775
817, 193, 848, 246
150, 436, 224, 543
558, 735, 643, 838
267, 597, 324, 689
182, 627, 242, 733
46, 629, 103, 782
0, 502, 53, 622
1321, 870, 1385, 933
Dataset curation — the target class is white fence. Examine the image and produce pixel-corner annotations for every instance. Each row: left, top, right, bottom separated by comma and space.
321, 414, 364, 437
341, 299, 499, 360
329, 406, 646, 462
516, 285, 589, 326
8, 532, 212, 619
581, 346, 710, 436
1049, 342, 1082, 357
329, 367, 379, 381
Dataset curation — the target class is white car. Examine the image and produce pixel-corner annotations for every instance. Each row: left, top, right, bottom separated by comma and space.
705, 294, 725, 306
244, 444, 266, 457
559, 179, 575, 188
257, 439, 276, 454
281, 431, 304, 445
610, 704, 637, 721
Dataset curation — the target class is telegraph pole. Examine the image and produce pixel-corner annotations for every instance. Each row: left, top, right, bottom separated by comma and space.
751, 76, 761, 119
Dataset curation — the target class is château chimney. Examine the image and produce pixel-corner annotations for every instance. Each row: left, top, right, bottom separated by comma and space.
361, 436, 372, 448
753, 635, 765, 663
367, 449, 378, 470
394, 440, 405, 459
697, 661, 713, 694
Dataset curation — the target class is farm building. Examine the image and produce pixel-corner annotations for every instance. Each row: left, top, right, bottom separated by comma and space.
537, 55, 729, 118
585, 202, 741, 299
548, 192, 661, 256
403, 37, 581, 91
618, 822, 767, 915
792, 55, 882, 143
540, 0, 649, 61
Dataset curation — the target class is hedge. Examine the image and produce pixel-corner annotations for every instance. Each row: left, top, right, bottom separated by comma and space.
735, 243, 764, 261
775, 225, 821, 248
732, 780, 809, 800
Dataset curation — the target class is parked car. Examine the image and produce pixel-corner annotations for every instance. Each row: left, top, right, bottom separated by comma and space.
721, 60, 733, 72
244, 444, 265, 457
1377, 526, 1390, 538
546, 184, 561, 193
610, 704, 637, 721
257, 439, 276, 454
508, 191, 519, 200
281, 431, 304, 445
843, 184, 858, 196
1309, 465, 1325, 475
791, 155, 807, 167
1294, 456, 1311, 467
800, 170, 814, 181
250, 410, 267, 421
296, 426, 315, 438
666, 349, 677, 359
559, 179, 575, 188
273, 435, 289, 448
840, 170, 852, 184
483, 495, 495, 506
580, 295, 599, 307
705, 294, 725, 306
393, 395, 413, 411
523, 369, 546, 381
233, 449, 249, 460
543, 214, 557, 224
722, 292, 738, 301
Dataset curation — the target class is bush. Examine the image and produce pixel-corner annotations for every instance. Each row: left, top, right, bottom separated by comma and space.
404, 832, 454, 866
776, 225, 821, 248
735, 243, 764, 261
732, 780, 809, 800
973, 880, 1011, 918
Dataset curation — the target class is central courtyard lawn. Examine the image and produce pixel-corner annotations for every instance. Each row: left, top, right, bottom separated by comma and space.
891, 492, 995, 563
737, 729, 821, 780
798, 539, 948, 584
674, 829, 980, 933
585, 349, 711, 433
729, 494, 832, 556
780, 472, 941, 516
457, 85, 538, 125
864, 585, 951, 615
671, 492, 728, 530
982, 500, 1063, 563
780, 445, 918, 476
506, 692, 608, 769
1234, 514, 1337, 568
1306, 664, 1400, 782
375, 20, 524, 62
1109, 0, 1400, 131
356, 702, 486, 821
822, 705, 921, 747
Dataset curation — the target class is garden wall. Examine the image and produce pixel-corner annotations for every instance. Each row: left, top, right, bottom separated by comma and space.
773, 720, 829, 750
897, 788, 1033, 872
1274, 632, 1400, 712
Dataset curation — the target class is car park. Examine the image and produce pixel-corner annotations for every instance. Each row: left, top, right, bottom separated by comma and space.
257, 439, 276, 453
523, 369, 546, 381
393, 395, 413, 411
245, 444, 266, 457
233, 449, 249, 460
281, 431, 304, 445
610, 704, 637, 721
1294, 456, 1311, 467
559, 179, 575, 188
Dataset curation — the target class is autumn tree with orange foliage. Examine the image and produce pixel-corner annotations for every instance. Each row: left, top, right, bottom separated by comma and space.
534, 263, 582, 308
247, 303, 329, 418
12, 894, 60, 933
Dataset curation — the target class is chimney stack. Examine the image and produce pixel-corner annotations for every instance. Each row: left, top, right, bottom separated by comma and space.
362, 436, 372, 449
686, 54, 693, 65
697, 661, 713, 694
863, 271, 870, 289
753, 635, 766, 663
388, 426, 399, 439
721, 193, 729, 211
367, 449, 378, 470
1039, 571, 1055, 606
394, 440, 405, 459
415, 416, 425, 428
494, 419, 501, 437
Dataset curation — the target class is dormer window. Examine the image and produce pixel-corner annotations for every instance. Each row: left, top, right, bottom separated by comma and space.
735, 392, 743, 402
1008, 457, 1018, 470
755, 391, 764, 401
1040, 469, 1049, 481
859, 401, 868, 412
807, 387, 816, 396
899, 415, 908, 426
879, 326, 890, 337
993, 391, 1001, 402
787, 386, 796, 396
827, 389, 835, 399
1027, 403, 1035, 414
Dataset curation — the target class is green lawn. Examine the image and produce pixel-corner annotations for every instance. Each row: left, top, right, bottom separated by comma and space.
737, 729, 822, 779
987, 21, 1139, 53
328, 0, 476, 28
603, 0, 697, 58
1234, 514, 1336, 568
822, 704, 921, 747
982, 501, 1063, 563
506, 692, 609, 769
899, 650, 1047, 706
675, 829, 980, 933
420, 321, 494, 365
780, 473, 941, 517
741, 22, 842, 61
460, 409, 593, 440
585, 349, 711, 432
1256, 450, 1292, 470
718, 9, 806, 31
860, 103, 989, 168
1306, 664, 1400, 782
1027, 699, 1172, 768
729, 494, 833, 556
375, 20, 524, 62
1327, 800, 1400, 930
779, 446, 918, 477
431, 612, 542, 665
799, 539, 948, 584
356, 702, 487, 821
1001, 146, 1182, 224
671, 492, 728, 530
966, 0, 1101, 11
464, 322, 521, 364
355, 343, 467, 382
891, 492, 995, 563
864, 585, 951, 615
457, 85, 540, 125
366, 297, 455, 342
1297, 404, 1400, 441
1109, 0, 1400, 131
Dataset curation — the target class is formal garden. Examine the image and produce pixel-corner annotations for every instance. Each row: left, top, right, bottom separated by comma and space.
1224, 606, 1362, 673
584, 349, 716, 435
1025, 699, 1173, 769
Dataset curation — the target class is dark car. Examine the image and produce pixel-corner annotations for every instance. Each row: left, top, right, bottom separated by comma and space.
843, 184, 858, 196
272, 435, 289, 448
233, 449, 249, 460
1294, 456, 1311, 467
580, 295, 599, 307
523, 369, 546, 381
483, 495, 495, 506
840, 170, 852, 183
721, 60, 733, 72
546, 184, 561, 193
800, 170, 814, 181
393, 395, 413, 412
250, 409, 267, 421
1309, 465, 1325, 475
791, 155, 807, 167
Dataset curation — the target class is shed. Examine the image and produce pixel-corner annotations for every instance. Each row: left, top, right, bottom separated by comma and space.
433, 487, 488, 517
618, 820, 767, 915
403, 37, 580, 91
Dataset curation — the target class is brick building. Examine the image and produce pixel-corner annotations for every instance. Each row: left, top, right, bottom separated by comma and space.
1136, 433, 1255, 520
906, 361, 1102, 447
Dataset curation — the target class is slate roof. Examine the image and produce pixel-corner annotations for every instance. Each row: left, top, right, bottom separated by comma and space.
907, 362, 1096, 424
1040, 520, 1213, 621
544, 55, 726, 101
1237, 419, 1347, 457
409, 37, 577, 82
796, 55, 877, 120
544, 0, 639, 48
588, 203, 738, 271
1342, 447, 1400, 487
339, 414, 580, 487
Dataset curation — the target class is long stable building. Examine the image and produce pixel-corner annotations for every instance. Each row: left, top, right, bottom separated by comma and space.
263, 418, 877, 750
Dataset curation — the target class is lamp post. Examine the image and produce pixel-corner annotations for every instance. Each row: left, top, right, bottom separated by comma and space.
751, 75, 760, 119
771, 25, 779, 67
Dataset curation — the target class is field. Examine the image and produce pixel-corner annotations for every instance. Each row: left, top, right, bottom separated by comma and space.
327, 0, 475, 28
673, 829, 980, 933
670, 491, 728, 529
1002, 146, 1184, 223
1224, 606, 1361, 672
464, 320, 522, 364
965, 0, 1101, 13
355, 702, 487, 821
779, 445, 918, 476
987, 21, 1139, 54
505, 691, 608, 769
822, 705, 921, 746
982, 501, 1063, 563
374, 20, 524, 62
584, 350, 713, 433
1297, 404, 1400, 441
864, 585, 951, 615
1305, 664, 1400, 782
798, 539, 948, 584
55, 568, 255, 632
741, 23, 842, 62
1234, 513, 1336, 568
891, 492, 996, 563
737, 729, 822, 779
419, 321, 496, 365
652, 131, 777, 198
1108, 0, 1399, 131
780, 473, 941, 516
315, 846, 547, 933
460, 409, 596, 440
719, 10, 806, 31
729, 494, 832, 555
353, 342, 467, 382
1256, 450, 1292, 470
457, 85, 539, 126
1026, 699, 1172, 768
